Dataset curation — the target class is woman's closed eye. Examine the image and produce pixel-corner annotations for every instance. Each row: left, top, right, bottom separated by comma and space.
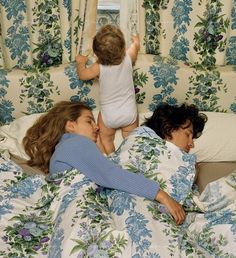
86, 119, 92, 124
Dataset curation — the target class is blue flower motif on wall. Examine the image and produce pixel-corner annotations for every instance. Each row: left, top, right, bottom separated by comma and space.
149, 56, 179, 111
64, 63, 96, 109
0, 0, 26, 19
64, 30, 72, 60
19, 68, 60, 114
226, 36, 236, 65
0, 69, 10, 96
150, 62, 178, 88
170, 36, 189, 61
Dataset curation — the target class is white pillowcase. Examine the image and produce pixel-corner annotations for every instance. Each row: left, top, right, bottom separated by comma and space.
0, 113, 43, 160
0, 110, 235, 163
0, 111, 151, 160
190, 111, 236, 162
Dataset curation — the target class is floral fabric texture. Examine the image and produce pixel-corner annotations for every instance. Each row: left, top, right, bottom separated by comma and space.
1, 0, 236, 125
0, 0, 97, 70
0, 149, 236, 257
110, 126, 197, 204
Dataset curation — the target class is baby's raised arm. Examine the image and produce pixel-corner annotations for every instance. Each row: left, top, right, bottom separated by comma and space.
76, 54, 99, 80
127, 35, 140, 65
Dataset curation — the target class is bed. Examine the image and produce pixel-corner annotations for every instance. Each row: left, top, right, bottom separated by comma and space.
1, 49, 236, 257
1, 107, 236, 258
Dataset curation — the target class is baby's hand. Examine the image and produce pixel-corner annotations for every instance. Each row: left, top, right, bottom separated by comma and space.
131, 35, 140, 51
75, 55, 88, 64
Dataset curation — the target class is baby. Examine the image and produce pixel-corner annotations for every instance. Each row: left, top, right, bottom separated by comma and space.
76, 24, 140, 154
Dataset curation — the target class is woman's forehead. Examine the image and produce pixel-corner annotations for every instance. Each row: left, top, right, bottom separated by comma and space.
80, 109, 94, 119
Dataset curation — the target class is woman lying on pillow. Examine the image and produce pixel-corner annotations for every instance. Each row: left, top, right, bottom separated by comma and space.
23, 101, 206, 225
111, 102, 208, 204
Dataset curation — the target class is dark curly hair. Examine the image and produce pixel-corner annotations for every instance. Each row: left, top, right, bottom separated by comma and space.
144, 103, 208, 139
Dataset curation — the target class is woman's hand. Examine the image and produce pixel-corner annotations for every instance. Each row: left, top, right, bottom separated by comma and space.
155, 189, 186, 225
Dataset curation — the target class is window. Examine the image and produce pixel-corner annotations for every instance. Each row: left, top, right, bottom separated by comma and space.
97, 0, 120, 29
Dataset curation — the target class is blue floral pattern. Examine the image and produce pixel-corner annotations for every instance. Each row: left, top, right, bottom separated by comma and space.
169, 0, 192, 61
64, 62, 96, 109
19, 67, 60, 114
142, 0, 236, 113
32, 0, 62, 68
226, 36, 236, 65
111, 126, 197, 203
148, 56, 179, 111
1, 150, 236, 257
0, 0, 30, 68
231, 0, 236, 29
0, 69, 14, 125
107, 127, 236, 257
1, 0, 236, 125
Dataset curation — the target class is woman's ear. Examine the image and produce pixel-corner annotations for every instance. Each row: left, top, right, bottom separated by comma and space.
65, 120, 75, 133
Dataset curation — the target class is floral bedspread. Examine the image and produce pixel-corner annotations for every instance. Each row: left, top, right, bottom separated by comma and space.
0, 158, 236, 257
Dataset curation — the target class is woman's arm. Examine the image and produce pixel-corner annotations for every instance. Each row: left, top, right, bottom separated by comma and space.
50, 134, 185, 224
75, 55, 100, 80
50, 135, 159, 200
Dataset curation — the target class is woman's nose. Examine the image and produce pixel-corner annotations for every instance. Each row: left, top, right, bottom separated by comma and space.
93, 122, 99, 131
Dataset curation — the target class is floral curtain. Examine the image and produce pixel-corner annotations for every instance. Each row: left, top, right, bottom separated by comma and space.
139, 0, 236, 112
142, 0, 236, 66
0, 0, 98, 70
119, 0, 146, 53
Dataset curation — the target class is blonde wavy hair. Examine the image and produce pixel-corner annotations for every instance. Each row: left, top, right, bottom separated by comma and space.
92, 24, 126, 65
23, 101, 91, 174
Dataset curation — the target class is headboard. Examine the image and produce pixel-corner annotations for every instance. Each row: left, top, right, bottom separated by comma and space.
1, 53, 236, 126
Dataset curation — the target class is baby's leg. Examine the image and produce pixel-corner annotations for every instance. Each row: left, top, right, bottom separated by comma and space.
98, 112, 116, 154
121, 117, 139, 139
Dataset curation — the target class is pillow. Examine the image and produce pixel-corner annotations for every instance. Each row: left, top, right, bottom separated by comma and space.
190, 111, 236, 162
0, 111, 151, 160
2, 110, 235, 164
196, 162, 236, 193
110, 126, 197, 203
0, 113, 43, 160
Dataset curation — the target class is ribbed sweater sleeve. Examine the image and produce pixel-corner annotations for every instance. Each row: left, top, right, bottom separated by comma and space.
49, 134, 159, 200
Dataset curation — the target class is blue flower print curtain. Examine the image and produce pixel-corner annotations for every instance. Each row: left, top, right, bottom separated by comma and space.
142, 0, 236, 65
0, 0, 97, 70
140, 0, 236, 112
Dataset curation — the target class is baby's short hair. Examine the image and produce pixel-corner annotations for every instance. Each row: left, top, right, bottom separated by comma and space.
93, 24, 126, 65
